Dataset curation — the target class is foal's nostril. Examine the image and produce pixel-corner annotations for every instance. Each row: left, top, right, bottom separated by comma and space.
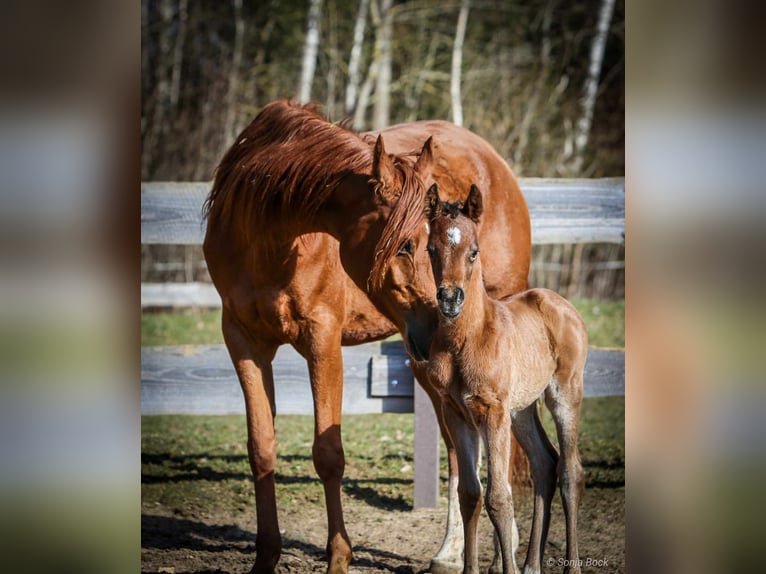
437, 286, 463, 305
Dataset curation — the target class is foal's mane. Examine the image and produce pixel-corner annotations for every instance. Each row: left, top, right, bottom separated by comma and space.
203, 99, 428, 288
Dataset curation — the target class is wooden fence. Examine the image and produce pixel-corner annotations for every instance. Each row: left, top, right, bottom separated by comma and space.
141, 178, 625, 508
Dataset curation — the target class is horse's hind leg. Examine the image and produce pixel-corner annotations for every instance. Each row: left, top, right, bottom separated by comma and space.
302, 326, 352, 574
409, 364, 464, 574
511, 404, 558, 574
545, 373, 585, 574
222, 310, 280, 573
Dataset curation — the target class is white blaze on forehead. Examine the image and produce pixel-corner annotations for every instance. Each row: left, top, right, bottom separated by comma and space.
446, 226, 462, 246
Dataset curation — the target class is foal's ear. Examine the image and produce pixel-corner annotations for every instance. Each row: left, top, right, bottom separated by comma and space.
424, 183, 440, 218
372, 135, 398, 198
462, 184, 483, 223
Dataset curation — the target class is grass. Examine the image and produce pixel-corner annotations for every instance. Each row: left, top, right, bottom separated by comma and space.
141, 309, 223, 347
142, 397, 624, 517
141, 298, 624, 348
570, 299, 625, 348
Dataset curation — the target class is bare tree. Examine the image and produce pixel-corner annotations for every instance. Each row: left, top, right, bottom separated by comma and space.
569, 0, 616, 174
224, 0, 245, 141
345, 0, 370, 116
513, 0, 554, 172
450, 0, 470, 127
298, 0, 324, 103
372, 0, 393, 130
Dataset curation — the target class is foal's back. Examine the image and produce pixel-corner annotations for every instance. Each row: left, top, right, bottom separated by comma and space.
495, 288, 588, 410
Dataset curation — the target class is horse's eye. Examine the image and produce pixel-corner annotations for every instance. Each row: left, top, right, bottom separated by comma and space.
398, 240, 414, 256
469, 249, 479, 262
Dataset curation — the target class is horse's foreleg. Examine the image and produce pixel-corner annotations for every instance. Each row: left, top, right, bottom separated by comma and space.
410, 366, 464, 574
222, 312, 280, 573
443, 406, 482, 574
483, 408, 519, 574
511, 404, 558, 574
305, 330, 352, 574
545, 374, 585, 574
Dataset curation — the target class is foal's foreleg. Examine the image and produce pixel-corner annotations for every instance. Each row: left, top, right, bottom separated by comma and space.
483, 408, 519, 574
222, 312, 280, 573
444, 406, 482, 574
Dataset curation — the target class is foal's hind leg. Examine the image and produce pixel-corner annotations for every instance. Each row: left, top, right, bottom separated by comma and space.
222, 310, 281, 573
545, 374, 585, 574
511, 404, 558, 574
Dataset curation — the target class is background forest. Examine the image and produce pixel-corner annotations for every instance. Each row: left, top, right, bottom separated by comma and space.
141, 0, 624, 299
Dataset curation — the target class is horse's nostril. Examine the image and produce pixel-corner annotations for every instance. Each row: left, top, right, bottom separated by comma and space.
436, 287, 446, 302
455, 288, 464, 304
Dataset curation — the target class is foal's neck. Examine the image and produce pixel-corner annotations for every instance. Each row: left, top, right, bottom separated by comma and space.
440, 264, 494, 344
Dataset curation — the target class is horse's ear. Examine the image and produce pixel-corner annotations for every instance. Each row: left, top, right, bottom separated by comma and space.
414, 136, 434, 176
372, 135, 397, 197
425, 183, 440, 218
462, 184, 483, 223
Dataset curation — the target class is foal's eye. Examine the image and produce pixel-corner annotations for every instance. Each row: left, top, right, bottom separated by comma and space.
468, 249, 479, 262
398, 240, 414, 256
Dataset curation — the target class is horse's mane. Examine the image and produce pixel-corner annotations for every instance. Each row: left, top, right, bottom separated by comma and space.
369, 164, 428, 290
203, 99, 427, 289
203, 100, 373, 244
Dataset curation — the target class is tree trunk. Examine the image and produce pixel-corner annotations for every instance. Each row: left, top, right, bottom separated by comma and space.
142, 0, 174, 178
450, 0, 470, 127
372, 0, 393, 130
298, 0, 323, 103
345, 0, 370, 116
570, 0, 615, 174
170, 0, 188, 109
225, 0, 245, 141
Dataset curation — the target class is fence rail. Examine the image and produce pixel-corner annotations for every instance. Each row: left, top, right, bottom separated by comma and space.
141, 178, 625, 508
141, 178, 625, 246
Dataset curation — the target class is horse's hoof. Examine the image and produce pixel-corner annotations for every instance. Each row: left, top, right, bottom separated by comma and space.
428, 559, 463, 574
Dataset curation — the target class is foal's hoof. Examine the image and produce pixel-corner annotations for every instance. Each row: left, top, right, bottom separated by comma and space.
428, 558, 463, 574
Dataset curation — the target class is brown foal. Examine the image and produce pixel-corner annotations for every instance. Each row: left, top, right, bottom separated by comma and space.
424, 183, 588, 574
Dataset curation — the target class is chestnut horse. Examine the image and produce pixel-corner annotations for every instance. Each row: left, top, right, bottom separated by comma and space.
202, 100, 530, 573
424, 183, 587, 574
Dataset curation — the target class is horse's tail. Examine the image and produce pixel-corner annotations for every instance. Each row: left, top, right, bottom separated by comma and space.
511, 435, 533, 488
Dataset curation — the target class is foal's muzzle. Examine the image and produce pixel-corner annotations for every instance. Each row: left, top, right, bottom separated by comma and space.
436, 285, 464, 318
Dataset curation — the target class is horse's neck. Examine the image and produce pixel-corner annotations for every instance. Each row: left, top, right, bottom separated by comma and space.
260, 174, 376, 248
317, 174, 379, 239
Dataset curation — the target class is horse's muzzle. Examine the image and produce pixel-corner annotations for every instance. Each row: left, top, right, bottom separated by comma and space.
436, 285, 464, 318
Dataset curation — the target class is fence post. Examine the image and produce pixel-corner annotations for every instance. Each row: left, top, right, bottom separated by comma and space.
413, 380, 440, 508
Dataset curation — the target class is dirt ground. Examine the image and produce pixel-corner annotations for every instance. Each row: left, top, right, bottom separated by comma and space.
141, 484, 624, 574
